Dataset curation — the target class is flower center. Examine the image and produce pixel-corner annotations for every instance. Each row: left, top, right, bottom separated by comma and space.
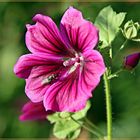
62, 53, 84, 75
63, 53, 84, 67
41, 54, 84, 85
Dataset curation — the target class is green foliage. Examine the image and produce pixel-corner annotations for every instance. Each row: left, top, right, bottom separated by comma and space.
53, 120, 81, 139
95, 6, 126, 48
47, 101, 91, 139
47, 113, 61, 123
67, 129, 81, 140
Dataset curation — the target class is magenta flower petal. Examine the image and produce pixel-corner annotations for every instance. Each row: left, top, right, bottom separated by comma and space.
25, 65, 63, 102
80, 50, 106, 94
19, 101, 49, 121
43, 68, 89, 112
26, 14, 71, 56
14, 53, 63, 79
60, 7, 99, 52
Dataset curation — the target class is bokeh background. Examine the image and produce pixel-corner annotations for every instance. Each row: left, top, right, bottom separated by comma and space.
0, 1, 140, 139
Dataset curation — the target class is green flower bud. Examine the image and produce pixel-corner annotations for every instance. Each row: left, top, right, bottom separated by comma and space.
122, 20, 140, 40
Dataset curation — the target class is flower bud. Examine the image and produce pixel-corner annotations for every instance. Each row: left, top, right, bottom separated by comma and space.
19, 101, 53, 121
122, 20, 140, 40
124, 52, 140, 70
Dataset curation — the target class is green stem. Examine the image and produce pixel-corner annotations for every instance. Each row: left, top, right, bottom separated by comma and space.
103, 71, 112, 140
85, 117, 104, 136
70, 116, 103, 139
113, 39, 128, 62
119, 39, 128, 50
109, 44, 113, 59
108, 69, 123, 80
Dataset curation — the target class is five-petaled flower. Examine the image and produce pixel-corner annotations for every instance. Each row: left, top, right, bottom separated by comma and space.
14, 7, 105, 112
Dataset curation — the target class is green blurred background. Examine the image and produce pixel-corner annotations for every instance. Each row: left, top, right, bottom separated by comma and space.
0, 1, 140, 139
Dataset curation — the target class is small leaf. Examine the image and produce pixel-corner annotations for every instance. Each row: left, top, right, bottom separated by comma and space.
53, 120, 81, 139
59, 112, 71, 119
47, 113, 60, 123
48, 101, 91, 139
95, 6, 126, 48
67, 128, 81, 140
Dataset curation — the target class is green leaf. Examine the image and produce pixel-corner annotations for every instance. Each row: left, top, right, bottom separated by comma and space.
95, 6, 126, 48
47, 113, 60, 123
67, 128, 81, 140
72, 101, 91, 120
48, 101, 91, 139
59, 112, 71, 118
48, 101, 91, 123
53, 120, 81, 139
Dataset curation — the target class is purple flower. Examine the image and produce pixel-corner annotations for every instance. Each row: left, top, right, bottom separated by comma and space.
19, 101, 52, 121
124, 52, 140, 70
14, 7, 105, 112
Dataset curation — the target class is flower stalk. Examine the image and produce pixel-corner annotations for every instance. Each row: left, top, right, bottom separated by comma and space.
107, 69, 123, 80
85, 117, 104, 136
103, 70, 112, 140
70, 116, 103, 139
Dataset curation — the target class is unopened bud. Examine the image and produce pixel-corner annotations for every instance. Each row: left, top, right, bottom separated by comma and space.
124, 52, 140, 70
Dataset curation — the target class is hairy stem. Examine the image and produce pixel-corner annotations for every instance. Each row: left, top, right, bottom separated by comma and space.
103, 70, 112, 140
85, 117, 104, 136
70, 116, 103, 139
108, 69, 123, 80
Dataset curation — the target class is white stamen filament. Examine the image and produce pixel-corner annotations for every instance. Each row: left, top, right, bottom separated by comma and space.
80, 56, 84, 61
68, 62, 79, 74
